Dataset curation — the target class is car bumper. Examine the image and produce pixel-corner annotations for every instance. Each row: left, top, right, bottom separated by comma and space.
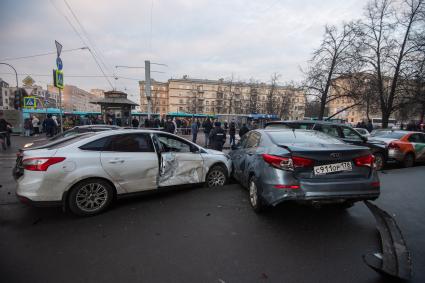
16, 171, 67, 203
258, 171, 380, 206
387, 149, 405, 162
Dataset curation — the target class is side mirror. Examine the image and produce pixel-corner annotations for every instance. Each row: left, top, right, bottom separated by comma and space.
362, 136, 368, 142
191, 146, 200, 153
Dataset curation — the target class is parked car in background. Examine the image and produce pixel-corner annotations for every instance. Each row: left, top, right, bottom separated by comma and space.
14, 130, 231, 216
354, 128, 371, 138
22, 125, 121, 150
369, 131, 425, 167
265, 120, 387, 170
229, 129, 380, 212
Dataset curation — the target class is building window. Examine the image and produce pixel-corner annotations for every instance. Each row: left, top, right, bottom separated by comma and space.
179, 99, 183, 104
206, 101, 209, 105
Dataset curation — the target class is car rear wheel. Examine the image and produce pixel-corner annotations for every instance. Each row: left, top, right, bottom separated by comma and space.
373, 153, 384, 171
402, 153, 415, 168
68, 179, 114, 216
206, 165, 227, 188
249, 176, 265, 213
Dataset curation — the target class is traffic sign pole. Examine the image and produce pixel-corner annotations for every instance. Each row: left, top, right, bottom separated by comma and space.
55, 40, 64, 133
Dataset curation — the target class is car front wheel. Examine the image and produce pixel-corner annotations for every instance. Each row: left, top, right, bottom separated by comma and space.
206, 165, 227, 188
68, 179, 114, 216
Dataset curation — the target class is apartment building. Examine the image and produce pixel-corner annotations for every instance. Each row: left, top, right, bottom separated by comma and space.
48, 85, 100, 112
0, 78, 12, 110
139, 77, 306, 120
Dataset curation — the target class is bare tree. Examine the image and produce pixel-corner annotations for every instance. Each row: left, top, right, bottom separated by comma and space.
248, 79, 260, 114
303, 22, 363, 120
266, 73, 280, 114
360, 0, 425, 127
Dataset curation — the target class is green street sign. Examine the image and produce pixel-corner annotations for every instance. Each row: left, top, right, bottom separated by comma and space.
53, 69, 64, 89
24, 96, 37, 109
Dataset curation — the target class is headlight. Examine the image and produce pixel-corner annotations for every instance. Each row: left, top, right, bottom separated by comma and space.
23, 143, 34, 148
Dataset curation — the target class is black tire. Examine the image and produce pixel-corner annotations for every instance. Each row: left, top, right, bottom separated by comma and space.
248, 176, 266, 213
402, 153, 415, 168
373, 153, 385, 171
68, 179, 114, 216
206, 165, 227, 188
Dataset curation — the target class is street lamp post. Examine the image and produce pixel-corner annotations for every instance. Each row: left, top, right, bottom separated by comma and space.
0, 62, 24, 134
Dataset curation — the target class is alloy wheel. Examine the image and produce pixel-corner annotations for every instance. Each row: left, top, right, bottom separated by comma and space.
207, 169, 226, 187
76, 183, 108, 212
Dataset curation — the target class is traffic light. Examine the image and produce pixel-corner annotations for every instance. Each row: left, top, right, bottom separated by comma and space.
14, 89, 22, 110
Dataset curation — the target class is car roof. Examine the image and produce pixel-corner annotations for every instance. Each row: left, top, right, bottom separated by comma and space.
266, 120, 346, 126
74, 124, 121, 129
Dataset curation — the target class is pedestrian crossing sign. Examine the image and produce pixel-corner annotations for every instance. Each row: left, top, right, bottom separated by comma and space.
24, 96, 36, 109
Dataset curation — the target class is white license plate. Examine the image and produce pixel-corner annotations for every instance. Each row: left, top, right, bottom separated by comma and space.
314, 162, 352, 175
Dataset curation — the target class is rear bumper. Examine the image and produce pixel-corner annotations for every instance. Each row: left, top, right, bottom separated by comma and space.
387, 149, 405, 162
258, 172, 380, 206
16, 194, 62, 207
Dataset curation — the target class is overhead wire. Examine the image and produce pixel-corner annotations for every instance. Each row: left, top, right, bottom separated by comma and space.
63, 0, 115, 77
0, 47, 88, 61
49, 0, 114, 89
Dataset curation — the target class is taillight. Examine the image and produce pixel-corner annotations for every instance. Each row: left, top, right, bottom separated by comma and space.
353, 154, 374, 167
292, 156, 314, 168
22, 157, 66, 171
262, 154, 313, 170
388, 142, 400, 149
273, 185, 300, 189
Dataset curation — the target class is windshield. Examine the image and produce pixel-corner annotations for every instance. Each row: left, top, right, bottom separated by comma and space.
267, 130, 344, 144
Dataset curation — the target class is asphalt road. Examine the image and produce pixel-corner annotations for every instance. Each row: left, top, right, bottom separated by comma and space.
1, 137, 424, 283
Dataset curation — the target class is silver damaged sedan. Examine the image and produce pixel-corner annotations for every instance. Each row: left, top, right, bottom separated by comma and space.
230, 129, 380, 212
15, 130, 232, 216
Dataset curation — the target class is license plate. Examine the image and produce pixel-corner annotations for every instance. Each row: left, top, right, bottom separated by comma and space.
314, 161, 352, 175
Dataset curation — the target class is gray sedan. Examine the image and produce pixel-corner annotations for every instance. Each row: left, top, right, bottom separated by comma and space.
230, 129, 380, 212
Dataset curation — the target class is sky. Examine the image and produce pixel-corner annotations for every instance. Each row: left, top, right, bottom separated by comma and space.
0, 0, 369, 102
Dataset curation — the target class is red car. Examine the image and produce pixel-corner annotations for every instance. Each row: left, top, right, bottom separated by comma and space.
370, 131, 425, 167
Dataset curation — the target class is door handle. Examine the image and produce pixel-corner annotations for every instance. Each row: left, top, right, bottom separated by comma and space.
108, 159, 125, 164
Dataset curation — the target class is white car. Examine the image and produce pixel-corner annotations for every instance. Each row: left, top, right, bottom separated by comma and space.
15, 130, 232, 216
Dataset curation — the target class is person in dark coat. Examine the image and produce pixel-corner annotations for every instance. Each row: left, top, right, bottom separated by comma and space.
209, 122, 226, 151
44, 114, 56, 137
131, 117, 139, 128
164, 118, 175, 134
229, 120, 236, 146
366, 120, 373, 133
191, 119, 199, 143
202, 118, 213, 147
239, 123, 249, 138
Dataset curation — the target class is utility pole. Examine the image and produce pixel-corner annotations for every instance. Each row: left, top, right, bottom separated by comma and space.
115, 62, 167, 120
145, 60, 152, 120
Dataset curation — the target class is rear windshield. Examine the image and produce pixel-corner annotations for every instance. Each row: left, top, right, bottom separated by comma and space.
45, 133, 97, 149
265, 123, 290, 129
267, 130, 344, 144
372, 131, 406, 139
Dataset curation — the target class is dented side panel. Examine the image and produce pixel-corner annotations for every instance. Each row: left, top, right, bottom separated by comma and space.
158, 152, 204, 187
